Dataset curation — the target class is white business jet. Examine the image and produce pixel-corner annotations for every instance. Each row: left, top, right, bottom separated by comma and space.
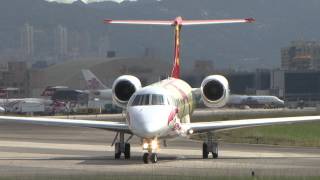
1, 17, 320, 164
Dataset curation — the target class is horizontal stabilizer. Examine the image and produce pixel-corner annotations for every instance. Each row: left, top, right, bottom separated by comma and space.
181, 18, 255, 26
104, 17, 255, 26
104, 19, 173, 26
104, 16, 255, 79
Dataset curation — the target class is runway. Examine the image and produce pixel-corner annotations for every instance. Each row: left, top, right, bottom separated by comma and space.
0, 122, 320, 177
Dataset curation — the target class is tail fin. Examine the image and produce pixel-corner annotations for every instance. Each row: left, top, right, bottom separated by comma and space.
104, 17, 255, 79
81, 69, 107, 90
41, 86, 54, 97
171, 22, 181, 78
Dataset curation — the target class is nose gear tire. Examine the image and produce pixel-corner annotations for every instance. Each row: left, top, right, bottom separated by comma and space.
143, 153, 149, 164
151, 153, 158, 163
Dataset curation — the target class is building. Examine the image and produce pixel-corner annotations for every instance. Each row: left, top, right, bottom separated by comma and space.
281, 41, 320, 71
98, 35, 111, 58
225, 71, 256, 94
20, 23, 34, 59
219, 69, 271, 95
0, 61, 30, 98
54, 25, 68, 59
68, 31, 92, 59
254, 69, 271, 94
271, 69, 320, 102
193, 60, 214, 76
184, 66, 271, 95
183, 60, 214, 87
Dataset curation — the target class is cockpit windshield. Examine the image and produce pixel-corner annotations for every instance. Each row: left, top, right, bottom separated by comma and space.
151, 94, 164, 105
131, 94, 167, 106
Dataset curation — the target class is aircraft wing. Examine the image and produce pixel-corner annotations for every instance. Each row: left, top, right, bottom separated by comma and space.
181, 18, 255, 26
0, 116, 130, 133
185, 115, 320, 133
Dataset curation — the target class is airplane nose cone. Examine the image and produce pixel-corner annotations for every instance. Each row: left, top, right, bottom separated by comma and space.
128, 106, 173, 138
139, 121, 160, 135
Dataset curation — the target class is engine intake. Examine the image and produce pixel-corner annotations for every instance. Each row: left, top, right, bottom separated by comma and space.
112, 75, 141, 108
200, 75, 229, 108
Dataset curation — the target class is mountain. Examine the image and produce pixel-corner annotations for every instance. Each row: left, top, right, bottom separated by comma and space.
0, 0, 320, 70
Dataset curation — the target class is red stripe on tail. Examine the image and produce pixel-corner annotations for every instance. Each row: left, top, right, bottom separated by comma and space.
171, 22, 181, 79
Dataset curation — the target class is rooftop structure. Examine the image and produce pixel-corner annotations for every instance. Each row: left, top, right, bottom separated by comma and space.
281, 41, 320, 70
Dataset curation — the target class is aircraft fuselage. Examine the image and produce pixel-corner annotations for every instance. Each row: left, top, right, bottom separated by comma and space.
126, 78, 195, 139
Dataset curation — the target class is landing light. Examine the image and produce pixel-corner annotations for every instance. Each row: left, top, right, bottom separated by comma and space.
143, 143, 149, 149
151, 140, 158, 150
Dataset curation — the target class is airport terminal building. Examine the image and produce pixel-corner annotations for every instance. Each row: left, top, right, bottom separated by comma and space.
272, 41, 320, 103
271, 70, 320, 102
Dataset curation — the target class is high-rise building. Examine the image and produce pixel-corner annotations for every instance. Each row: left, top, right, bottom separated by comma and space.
281, 41, 320, 70
98, 35, 110, 58
54, 25, 68, 59
69, 31, 92, 58
20, 23, 34, 58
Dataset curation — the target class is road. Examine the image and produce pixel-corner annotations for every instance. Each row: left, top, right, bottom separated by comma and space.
0, 121, 320, 177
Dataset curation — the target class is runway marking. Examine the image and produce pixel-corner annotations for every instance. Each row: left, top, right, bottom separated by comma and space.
0, 140, 319, 158
0, 140, 320, 176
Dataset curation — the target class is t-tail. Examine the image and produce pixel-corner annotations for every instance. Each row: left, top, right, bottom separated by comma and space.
104, 16, 255, 79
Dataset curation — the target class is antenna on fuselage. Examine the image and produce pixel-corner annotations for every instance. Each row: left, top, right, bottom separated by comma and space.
104, 17, 255, 79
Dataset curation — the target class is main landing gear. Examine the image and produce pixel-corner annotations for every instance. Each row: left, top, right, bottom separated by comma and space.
142, 139, 159, 164
202, 132, 218, 159
113, 132, 132, 160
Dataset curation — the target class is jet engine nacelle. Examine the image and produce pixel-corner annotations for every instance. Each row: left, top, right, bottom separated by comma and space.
112, 75, 142, 108
200, 75, 230, 108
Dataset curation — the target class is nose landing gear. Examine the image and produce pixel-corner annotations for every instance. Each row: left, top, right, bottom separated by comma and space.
143, 152, 158, 164
142, 139, 159, 164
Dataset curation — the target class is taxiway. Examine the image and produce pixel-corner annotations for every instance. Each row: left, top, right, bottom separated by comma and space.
0, 121, 320, 177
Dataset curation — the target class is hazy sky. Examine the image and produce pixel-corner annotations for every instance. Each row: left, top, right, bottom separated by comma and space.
46, 0, 123, 3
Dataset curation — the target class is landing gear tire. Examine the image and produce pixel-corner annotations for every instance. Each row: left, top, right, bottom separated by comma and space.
124, 143, 131, 159
115, 143, 121, 159
212, 152, 218, 159
143, 153, 149, 164
151, 153, 158, 164
202, 143, 209, 159
115, 152, 121, 159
